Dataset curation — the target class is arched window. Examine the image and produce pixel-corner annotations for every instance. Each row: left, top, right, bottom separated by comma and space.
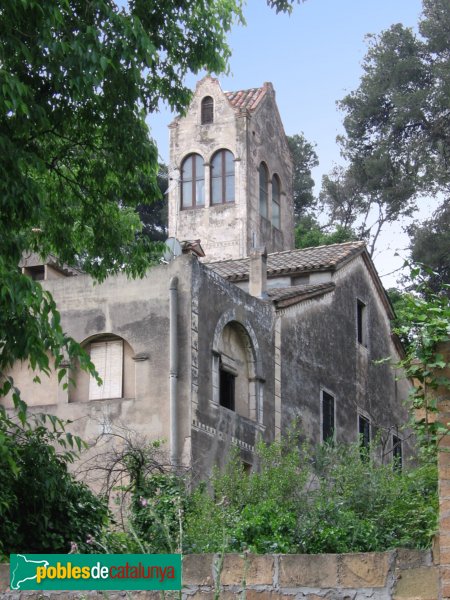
201, 96, 214, 124
211, 149, 235, 204
259, 162, 268, 219
69, 334, 135, 402
181, 154, 205, 209
212, 314, 264, 424
272, 174, 281, 229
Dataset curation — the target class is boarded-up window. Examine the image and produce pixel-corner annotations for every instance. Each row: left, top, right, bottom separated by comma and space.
89, 340, 123, 400
322, 390, 335, 442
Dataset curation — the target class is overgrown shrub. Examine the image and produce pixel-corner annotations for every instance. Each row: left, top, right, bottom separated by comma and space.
122, 436, 437, 555
0, 419, 109, 558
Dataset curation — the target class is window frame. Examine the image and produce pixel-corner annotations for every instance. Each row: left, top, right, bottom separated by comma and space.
271, 174, 281, 229
201, 96, 214, 124
321, 388, 335, 443
356, 298, 367, 347
358, 413, 371, 457
180, 153, 205, 209
259, 162, 269, 219
211, 149, 235, 205
392, 434, 403, 471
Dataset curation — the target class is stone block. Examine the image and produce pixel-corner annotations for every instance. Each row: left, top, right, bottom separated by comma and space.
185, 592, 215, 600
278, 554, 338, 588
220, 554, 245, 585
396, 549, 431, 570
245, 555, 274, 586
393, 566, 439, 600
183, 554, 214, 586
246, 591, 294, 600
339, 552, 390, 588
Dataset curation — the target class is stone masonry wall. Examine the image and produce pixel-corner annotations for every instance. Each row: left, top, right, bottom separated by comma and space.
0, 549, 439, 599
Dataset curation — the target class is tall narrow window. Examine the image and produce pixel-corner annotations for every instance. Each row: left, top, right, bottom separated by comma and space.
392, 435, 403, 471
181, 154, 204, 209
201, 96, 214, 124
211, 149, 235, 204
220, 367, 235, 411
358, 414, 371, 458
259, 162, 268, 218
271, 174, 281, 229
357, 299, 367, 346
322, 390, 335, 442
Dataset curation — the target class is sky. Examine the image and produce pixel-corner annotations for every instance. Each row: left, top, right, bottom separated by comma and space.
147, 0, 438, 288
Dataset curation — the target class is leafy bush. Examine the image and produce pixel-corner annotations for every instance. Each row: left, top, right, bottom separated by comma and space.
0, 417, 109, 558
120, 435, 438, 555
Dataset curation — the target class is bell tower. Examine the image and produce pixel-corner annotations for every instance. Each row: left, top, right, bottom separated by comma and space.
168, 76, 294, 262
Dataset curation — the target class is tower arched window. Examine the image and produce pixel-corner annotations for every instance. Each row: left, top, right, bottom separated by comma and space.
211, 149, 235, 204
201, 96, 214, 124
259, 162, 269, 218
272, 174, 281, 229
181, 154, 205, 209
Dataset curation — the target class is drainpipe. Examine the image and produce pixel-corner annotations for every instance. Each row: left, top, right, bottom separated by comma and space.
169, 276, 179, 467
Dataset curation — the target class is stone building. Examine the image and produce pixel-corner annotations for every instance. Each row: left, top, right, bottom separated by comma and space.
3, 77, 411, 476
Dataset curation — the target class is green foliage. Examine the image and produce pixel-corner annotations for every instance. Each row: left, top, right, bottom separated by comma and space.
286, 133, 319, 222
0, 416, 109, 559
408, 204, 450, 295
323, 0, 450, 256
113, 436, 437, 555
392, 268, 450, 454
295, 215, 357, 249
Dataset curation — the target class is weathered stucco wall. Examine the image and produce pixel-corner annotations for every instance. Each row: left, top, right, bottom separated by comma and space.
0, 549, 438, 599
279, 257, 412, 455
3, 255, 194, 470
191, 260, 275, 476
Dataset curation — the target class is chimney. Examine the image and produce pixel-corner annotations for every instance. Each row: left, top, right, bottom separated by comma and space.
249, 247, 267, 298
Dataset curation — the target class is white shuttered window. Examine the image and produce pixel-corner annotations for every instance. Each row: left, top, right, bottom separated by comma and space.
89, 340, 123, 400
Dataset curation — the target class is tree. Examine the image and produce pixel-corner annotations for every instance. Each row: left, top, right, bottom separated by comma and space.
408, 204, 450, 295
295, 215, 356, 250
330, 0, 450, 255
0, 0, 304, 484
287, 133, 319, 222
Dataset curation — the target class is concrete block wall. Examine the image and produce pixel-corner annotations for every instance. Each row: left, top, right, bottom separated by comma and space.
0, 549, 439, 599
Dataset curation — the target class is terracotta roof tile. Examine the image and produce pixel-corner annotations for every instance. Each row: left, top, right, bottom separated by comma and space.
208, 241, 366, 281
225, 87, 267, 112
267, 282, 336, 308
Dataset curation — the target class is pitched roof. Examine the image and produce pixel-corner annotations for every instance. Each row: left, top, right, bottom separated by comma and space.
208, 241, 366, 281
267, 282, 336, 308
225, 85, 269, 112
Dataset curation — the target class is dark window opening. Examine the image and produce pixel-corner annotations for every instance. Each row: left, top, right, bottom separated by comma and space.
357, 299, 366, 345
201, 96, 214, 124
220, 368, 235, 411
358, 415, 371, 459
393, 435, 403, 471
242, 462, 252, 475
259, 162, 268, 218
271, 174, 281, 229
322, 390, 335, 442
23, 265, 45, 281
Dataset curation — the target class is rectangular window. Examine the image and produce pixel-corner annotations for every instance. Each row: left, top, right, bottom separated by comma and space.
89, 340, 123, 400
393, 435, 403, 471
357, 299, 367, 345
322, 390, 335, 443
220, 368, 235, 411
358, 414, 371, 457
